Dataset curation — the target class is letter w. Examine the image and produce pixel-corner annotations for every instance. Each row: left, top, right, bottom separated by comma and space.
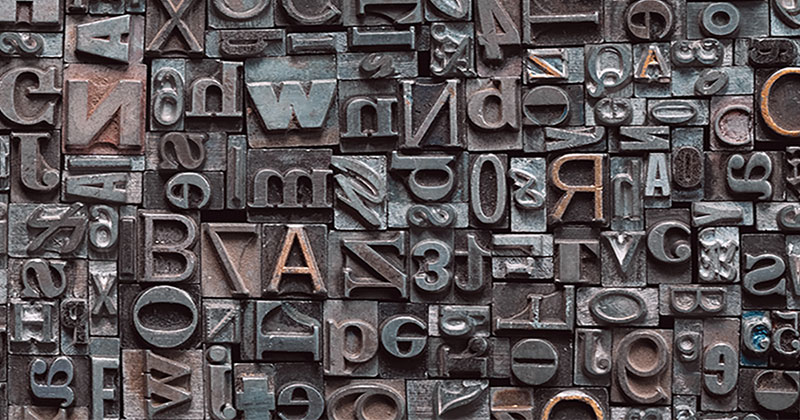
247, 80, 336, 130
144, 351, 192, 417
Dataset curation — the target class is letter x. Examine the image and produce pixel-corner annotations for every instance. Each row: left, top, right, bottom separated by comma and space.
148, 0, 202, 54
92, 272, 117, 316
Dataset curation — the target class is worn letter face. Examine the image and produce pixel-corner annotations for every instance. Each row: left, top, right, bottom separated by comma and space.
63, 63, 146, 155
10, 2, 800, 419
0, 0, 62, 30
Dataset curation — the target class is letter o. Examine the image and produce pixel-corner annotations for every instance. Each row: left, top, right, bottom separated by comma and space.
133, 285, 198, 348
760, 67, 800, 137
